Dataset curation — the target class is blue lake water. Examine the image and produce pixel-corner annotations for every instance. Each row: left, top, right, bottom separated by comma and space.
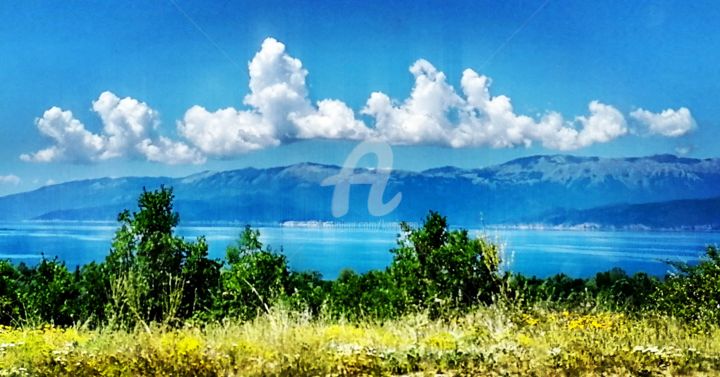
0, 222, 717, 279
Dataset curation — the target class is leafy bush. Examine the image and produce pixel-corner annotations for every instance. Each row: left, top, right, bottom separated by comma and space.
388, 211, 502, 316
0, 260, 21, 324
216, 225, 291, 320
105, 186, 220, 326
590, 269, 659, 310
326, 269, 403, 320
17, 258, 79, 326
73, 261, 110, 326
180, 237, 221, 319
285, 270, 330, 316
655, 245, 720, 324
506, 268, 660, 312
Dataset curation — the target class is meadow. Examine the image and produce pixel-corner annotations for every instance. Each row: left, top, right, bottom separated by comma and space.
2, 306, 719, 376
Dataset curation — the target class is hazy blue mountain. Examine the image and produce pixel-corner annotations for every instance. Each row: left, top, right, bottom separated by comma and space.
529, 196, 720, 230
3, 154, 720, 227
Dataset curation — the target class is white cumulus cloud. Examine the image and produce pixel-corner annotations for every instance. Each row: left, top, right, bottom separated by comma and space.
22, 92, 204, 164
178, 106, 279, 156
292, 99, 371, 140
20, 107, 105, 163
363, 60, 461, 146
24, 37, 695, 163
92, 91, 159, 160
364, 62, 628, 151
630, 107, 695, 137
178, 37, 370, 157
571, 101, 628, 149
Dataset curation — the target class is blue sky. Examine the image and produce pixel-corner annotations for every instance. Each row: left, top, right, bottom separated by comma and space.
0, 0, 718, 195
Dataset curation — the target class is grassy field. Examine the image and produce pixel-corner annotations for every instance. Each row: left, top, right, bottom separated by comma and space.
1, 306, 719, 376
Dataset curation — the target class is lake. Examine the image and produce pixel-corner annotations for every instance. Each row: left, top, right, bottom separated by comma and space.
0, 222, 717, 279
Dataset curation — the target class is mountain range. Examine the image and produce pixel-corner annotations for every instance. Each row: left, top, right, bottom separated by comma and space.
1, 154, 719, 229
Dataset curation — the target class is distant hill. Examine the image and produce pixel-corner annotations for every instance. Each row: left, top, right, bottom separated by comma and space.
525, 196, 720, 230
3, 154, 720, 228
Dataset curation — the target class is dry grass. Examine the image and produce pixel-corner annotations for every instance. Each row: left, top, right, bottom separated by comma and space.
1, 306, 719, 376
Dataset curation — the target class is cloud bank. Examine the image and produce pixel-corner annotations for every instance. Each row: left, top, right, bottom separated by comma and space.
21, 92, 205, 164
22, 37, 696, 164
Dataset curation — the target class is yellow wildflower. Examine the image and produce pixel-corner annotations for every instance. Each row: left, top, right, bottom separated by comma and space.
517, 333, 534, 347
568, 319, 584, 330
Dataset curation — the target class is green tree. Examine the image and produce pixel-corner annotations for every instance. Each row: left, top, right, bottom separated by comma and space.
181, 236, 221, 319
389, 211, 502, 316
106, 186, 219, 325
587, 268, 659, 311
539, 273, 588, 305
654, 245, 720, 324
327, 269, 362, 319
217, 225, 290, 320
18, 258, 79, 326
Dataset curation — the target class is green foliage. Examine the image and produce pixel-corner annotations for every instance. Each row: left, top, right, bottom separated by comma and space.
73, 262, 110, 326
326, 269, 363, 319
590, 268, 659, 310
105, 186, 220, 325
0, 260, 21, 324
326, 269, 403, 320
181, 237, 221, 319
654, 245, 720, 324
285, 270, 330, 315
537, 273, 587, 305
17, 258, 79, 326
506, 268, 660, 312
216, 225, 291, 320
388, 211, 502, 316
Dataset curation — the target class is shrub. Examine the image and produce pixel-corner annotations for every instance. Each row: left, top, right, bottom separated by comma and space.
180, 236, 221, 319
74, 261, 110, 326
505, 268, 660, 312
285, 270, 330, 316
105, 186, 219, 326
0, 260, 21, 325
17, 258, 79, 326
325, 269, 403, 320
654, 245, 720, 324
589, 269, 659, 311
216, 225, 291, 320
388, 211, 502, 316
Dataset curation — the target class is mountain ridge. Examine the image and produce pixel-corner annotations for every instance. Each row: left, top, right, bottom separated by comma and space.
3, 154, 720, 228
515, 195, 720, 231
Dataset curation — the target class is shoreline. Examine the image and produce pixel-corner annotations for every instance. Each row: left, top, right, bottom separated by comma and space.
9, 219, 720, 233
